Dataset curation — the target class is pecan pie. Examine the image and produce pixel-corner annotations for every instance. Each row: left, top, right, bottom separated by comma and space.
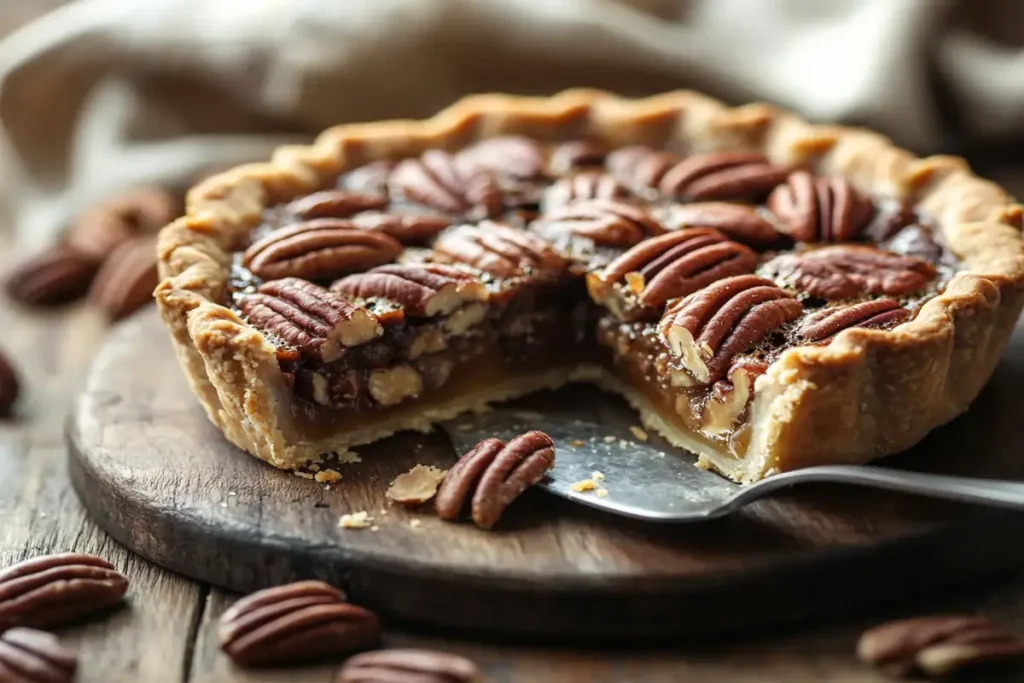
155, 90, 1024, 483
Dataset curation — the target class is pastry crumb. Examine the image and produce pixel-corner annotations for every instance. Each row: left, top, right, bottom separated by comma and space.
570, 479, 597, 493
370, 525, 380, 532
293, 471, 314, 480
386, 465, 447, 505
629, 425, 649, 442
603, 435, 616, 443
591, 471, 605, 483
336, 450, 361, 464
339, 511, 374, 529
618, 439, 629, 449
409, 519, 422, 529
596, 488, 609, 498
569, 439, 585, 447
309, 463, 321, 472
315, 469, 342, 484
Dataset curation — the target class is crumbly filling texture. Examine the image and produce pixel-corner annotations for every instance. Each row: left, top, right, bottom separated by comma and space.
226, 138, 958, 459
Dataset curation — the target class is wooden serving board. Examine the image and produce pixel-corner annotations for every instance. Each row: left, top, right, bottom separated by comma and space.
67, 310, 1024, 640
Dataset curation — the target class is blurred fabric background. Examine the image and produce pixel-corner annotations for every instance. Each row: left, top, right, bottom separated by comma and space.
5, 0, 1024, 246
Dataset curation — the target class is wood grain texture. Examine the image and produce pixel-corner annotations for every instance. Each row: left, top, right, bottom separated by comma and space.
66, 308, 1024, 642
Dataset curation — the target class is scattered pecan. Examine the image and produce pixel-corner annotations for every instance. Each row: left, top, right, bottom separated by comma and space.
532, 199, 665, 247
333, 264, 488, 318
587, 228, 757, 314
763, 245, 937, 300
386, 465, 448, 506
66, 186, 179, 260
5, 246, 99, 307
389, 150, 502, 219
87, 235, 159, 320
0, 553, 128, 630
242, 220, 403, 281
0, 349, 18, 417
435, 431, 555, 529
659, 275, 803, 384
432, 222, 567, 280
549, 140, 609, 175
605, 145, 676, 194
351, 212, 452, 244
286, 190, 388, 221
659, 151, 791, 201
655, 202, 780, 247
0, 628, 77, 683
799, 299, 910, 343
459, 136, 546, 180
857, 615, 1024, 678
338, 160, 394, 196
219, 580, 379, 667
239, 278, 382, 361
544, 172, 628, 209
767, 171, 875, 242
337, 648, 480, 683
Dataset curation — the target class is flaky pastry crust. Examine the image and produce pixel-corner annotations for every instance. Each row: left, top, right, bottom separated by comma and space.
155, 89, 1024, 483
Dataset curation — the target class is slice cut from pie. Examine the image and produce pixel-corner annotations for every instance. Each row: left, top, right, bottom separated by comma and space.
155, 90, 1024, 483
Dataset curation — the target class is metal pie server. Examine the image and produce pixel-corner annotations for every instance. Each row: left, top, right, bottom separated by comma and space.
440, 408, 1024, 523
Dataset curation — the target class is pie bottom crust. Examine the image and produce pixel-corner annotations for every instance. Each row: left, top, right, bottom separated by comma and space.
156, 89, 1024, 483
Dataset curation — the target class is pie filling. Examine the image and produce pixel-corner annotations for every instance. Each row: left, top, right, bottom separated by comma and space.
225, 137, 958, 477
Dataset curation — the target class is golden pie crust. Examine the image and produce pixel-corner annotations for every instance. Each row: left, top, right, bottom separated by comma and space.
155, 89, 1024, 483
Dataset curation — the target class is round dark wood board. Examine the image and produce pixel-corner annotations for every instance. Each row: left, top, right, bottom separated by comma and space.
68, 310, 1024, 640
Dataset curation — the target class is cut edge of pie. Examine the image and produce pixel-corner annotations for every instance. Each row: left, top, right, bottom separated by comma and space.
155, 89, 1024, 483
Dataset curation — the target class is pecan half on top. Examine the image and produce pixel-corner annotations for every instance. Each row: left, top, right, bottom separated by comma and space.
532, 199, 665, 248
605, 145, 677, 195
763, 245, 938, 300
286, 189, 389, 221
654, 202, 781, 247
768, 171, 875, 243
659, 151, 791, 202
544, 172, 629, 210
798, 299, 910, 343
549, 140, 610, 175
338, 648, 481, 683
0, 628, 77, 683
435, 431, 555, 530
587, 228, 757, 318
458, 136, 547, 181
389, 150, 503, 219
432, 222, 568, 281
333, 263, 488, 319
659, 275, 803, 384
350, 212, 452, 245
239, 278, 382, 362
242, 220, 404, 281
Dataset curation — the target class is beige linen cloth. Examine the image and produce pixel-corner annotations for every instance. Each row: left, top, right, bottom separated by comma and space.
2, 0, 1024, 246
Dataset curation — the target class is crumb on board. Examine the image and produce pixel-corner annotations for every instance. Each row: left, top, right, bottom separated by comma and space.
336, 450, 361, 464
380, 508, 388, 515
618, 439, 629, 449
293, 471, 314, 480
410, 519, 422, 529
315, 469, 342, 484
591, 471, 605, 483
370, 526, 380, 532
339, 511, 374, 529
597, 488, 609, 498
386, 465, 447, 506
630, 425, 649, 442
569, 439, 585, 447
570, 478, 597, 493
603, 435, 616, 443
309, 463, 321, 472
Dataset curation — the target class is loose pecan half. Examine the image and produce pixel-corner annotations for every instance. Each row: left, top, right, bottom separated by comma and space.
655, 202, 780, 247
242, 220, 403, 281
459, 136, 546, 180
433, 222, 567, 280
544, 172, 628, 209
659, 151, 791, 201
337, 648, 480, 683
66, 186, 179, 260
0, 348, 18, 417
857, 615, 1024, 678
0, 553, 128, 630
0, 628, 77, 683
239, 278, 382, 361
763, 245, 937, 300
532, 199, 665, 247
333, 263, 488, 318
286, 190, 388, 221
767, 171, 875, 242
219, 580, 379, 667
389, 150, 502, 219
5, 246, 98, 307
87, 235, 159, 320
435, 431, 555, 530
351, 212, 452, 244
798, 299, 909, 343
659, 275, 803, 384
587, 228, 757, 316
549, 140, 609, 175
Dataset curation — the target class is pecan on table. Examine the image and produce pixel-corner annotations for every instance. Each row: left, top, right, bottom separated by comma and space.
655, 202, 781, 247
5, 246, 99, 307
544, 171, 629, 209
435, 431, 555, 530
333, 263, 488, 318
239, 278, 383, 361
351, 213, 452, 245
0, 628, 77, 683
763, 245, 937, 300
587, 228, 757, 316
432, 222, 567, 280
458, 136, 547, 181
337, 648, 480, 683
857, 614, 1024, 678
0, 348, 18, 417
388, 150, 503, 219
219, 580, 379, 667
88, 235, 159, 320
659, 274, 803, 384
768, 171, 875, 242
66, 186, 179, 260
286, 190, 388, 221
532, 199, 665, 248
0, 553, 128, 630
242, 220, 404, 281
798, 299, 910, 343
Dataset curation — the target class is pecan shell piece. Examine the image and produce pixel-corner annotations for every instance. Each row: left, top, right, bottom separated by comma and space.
763, 245, 937, 300
532, 199, 665, 247
435, 431, 555, 530
767, 171, 875, 242
659, 151, 790, 201
337, 648, 481, 683
351, 212, 452, 244
0, 553, 128, 631
544, 172, 629, 209
587, 228, 757, 317
389, 150, 502, 219
0, 628, 77, 683
219, 580, 380, 667
333, 263, 487, 318
432, 222, 567, 280
655, 202, 781, 247
239, 278, 382, 361
286, 190, 388, 220
458, 136, 546, 180
242, 220, 404, 281
798, 299, 909, 343
659, 275, 803, 384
